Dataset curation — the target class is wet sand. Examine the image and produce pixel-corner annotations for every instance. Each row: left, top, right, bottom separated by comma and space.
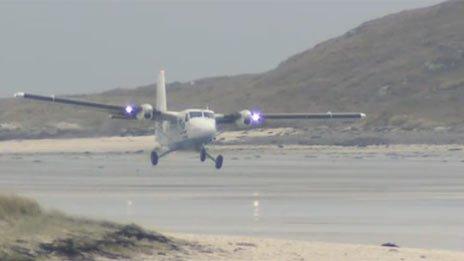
1, 137, 464, 259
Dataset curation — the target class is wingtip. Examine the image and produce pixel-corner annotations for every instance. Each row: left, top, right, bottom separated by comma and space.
14, 92, 25, 98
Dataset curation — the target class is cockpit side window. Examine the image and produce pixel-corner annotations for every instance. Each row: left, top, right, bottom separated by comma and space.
189, 111, 203, 118
204, 112, 214, 119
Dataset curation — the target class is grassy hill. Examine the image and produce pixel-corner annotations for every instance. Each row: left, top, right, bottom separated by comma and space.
1, 0, 464, 143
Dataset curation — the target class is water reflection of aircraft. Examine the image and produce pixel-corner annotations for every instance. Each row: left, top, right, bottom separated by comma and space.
15, 70, 366, 169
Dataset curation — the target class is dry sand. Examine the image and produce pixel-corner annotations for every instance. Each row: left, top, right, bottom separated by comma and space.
0, 128, 296, 154
1, 134, 464, 155
0, 136, 156, 154
153, 233, 464, 261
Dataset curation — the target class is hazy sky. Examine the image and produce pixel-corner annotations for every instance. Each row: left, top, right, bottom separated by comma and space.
0, 0, 443, 97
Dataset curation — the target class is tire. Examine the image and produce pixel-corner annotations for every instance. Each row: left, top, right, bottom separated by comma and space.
215, 155, 223, 169
151, 151, 159, 166
200, 148, 207, 162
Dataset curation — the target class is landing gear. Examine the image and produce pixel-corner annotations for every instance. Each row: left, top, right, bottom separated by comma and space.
200, 146, 224, 169
150, 146, 223, 169
150, 150, 159, 166
200, 148, 207, 162
215, 155, 223, 169
150, 148, 177, 166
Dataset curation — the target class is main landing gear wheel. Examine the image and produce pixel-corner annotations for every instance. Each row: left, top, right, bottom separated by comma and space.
200, 148, 207, 162
215, 155, 223, 169
150, 151, 159, 166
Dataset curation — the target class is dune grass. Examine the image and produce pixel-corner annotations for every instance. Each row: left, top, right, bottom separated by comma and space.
0, 195, 42, 221
0, 194, 181, 261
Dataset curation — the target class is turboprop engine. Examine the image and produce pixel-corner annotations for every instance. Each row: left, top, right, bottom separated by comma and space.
121, 104, 154, 120
235, 110, 263, 128
136, 104, 154, 120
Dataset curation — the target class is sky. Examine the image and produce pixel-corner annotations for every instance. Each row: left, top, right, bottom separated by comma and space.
0, 0, 444, 97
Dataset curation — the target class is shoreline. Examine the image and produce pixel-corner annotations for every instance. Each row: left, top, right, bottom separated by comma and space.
1, 135, 464, 155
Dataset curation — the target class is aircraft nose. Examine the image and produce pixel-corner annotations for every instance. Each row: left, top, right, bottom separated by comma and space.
188, 119, 216, 139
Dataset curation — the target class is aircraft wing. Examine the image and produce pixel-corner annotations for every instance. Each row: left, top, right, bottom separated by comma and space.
14, 92, 178, 122
215, 111, 366, 125
262, 112, 366, 120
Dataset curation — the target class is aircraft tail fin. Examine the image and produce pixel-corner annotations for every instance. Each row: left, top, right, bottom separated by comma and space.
156, 70, 167, 112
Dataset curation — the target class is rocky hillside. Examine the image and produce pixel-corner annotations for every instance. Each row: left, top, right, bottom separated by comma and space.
1, 0, 464, 142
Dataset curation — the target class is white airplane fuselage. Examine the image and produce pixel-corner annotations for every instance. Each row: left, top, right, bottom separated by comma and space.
186, 117, 216, 140
157, 109, 218, 150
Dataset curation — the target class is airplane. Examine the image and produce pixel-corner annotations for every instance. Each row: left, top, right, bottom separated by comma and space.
14, 70, 366, 169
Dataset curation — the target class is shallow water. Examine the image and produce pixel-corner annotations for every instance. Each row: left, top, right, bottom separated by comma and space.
1, 150, 464, 250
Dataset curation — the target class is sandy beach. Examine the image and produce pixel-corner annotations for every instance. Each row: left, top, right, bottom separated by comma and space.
1, 133, 464, 155
161, 233, 464, 261
2, 136, 464, 260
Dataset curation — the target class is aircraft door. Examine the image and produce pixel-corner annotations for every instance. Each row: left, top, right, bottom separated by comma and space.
179, 117, 186, 130
179, 114, 188, 138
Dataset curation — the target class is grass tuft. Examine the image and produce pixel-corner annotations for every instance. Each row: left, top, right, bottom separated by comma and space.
0, 195, 41, 221
0, 194, 182, 260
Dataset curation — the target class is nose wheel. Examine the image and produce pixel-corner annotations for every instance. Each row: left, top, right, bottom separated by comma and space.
200, 147, 224, 169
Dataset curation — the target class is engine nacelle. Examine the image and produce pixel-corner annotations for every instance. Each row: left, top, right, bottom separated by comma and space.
136, 104, 154, 120
235, 110, 253, 128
